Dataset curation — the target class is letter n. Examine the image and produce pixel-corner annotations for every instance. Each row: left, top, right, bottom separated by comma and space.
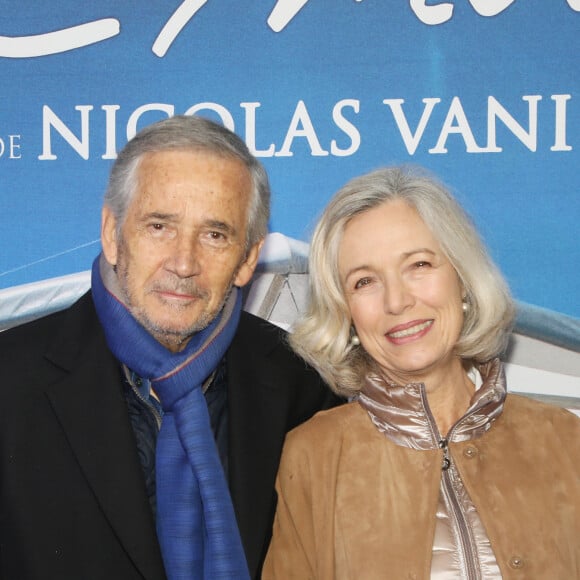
39, 105, 93, 160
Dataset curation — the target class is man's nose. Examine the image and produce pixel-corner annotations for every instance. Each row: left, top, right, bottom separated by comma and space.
166, 235, 201, 278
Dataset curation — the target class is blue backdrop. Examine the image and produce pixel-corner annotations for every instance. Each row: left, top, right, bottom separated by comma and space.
1, 1, 579, 319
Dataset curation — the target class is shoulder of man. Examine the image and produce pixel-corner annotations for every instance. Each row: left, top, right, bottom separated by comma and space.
1, 290, 95, 343
0, 291, 104, 378
232, 310, 320, 376
234, 310, 288, 347
230, 310, 344, 410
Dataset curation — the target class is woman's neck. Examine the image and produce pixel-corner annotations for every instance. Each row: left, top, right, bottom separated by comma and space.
382, 356, 475, 438
424, 361, 475, 437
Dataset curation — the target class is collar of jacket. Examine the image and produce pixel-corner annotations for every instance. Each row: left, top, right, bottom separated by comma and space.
357, 358, 506, 449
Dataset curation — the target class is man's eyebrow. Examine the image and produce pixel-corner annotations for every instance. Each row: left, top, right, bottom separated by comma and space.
203, 219, 237, 235
139, 211, 179, 222
137, 213, 239, 236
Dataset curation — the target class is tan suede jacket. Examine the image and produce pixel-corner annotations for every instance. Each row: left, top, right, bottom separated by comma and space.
263, 395, 580, 579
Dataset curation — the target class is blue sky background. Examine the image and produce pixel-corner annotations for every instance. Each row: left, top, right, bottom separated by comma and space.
1, 1, 578, 318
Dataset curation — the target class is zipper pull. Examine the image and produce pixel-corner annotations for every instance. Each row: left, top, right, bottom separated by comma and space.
439, 438, 450, 470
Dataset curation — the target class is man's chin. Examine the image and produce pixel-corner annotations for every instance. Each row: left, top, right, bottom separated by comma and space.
147, 326, 200, 352
130, 303, 222, 350
131, 313, 193, 342
135, 306, 207, 334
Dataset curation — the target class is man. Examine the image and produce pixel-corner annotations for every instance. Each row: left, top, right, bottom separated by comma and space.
0, 115, 340, 579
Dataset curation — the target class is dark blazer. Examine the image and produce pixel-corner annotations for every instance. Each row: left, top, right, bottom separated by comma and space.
0, 292, 340, 580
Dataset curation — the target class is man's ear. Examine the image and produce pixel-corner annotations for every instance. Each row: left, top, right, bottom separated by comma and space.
101, 205, 119, 266
234, 238, 265, 288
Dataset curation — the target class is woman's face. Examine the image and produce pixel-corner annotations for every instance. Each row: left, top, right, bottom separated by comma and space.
338, 199, 465, 384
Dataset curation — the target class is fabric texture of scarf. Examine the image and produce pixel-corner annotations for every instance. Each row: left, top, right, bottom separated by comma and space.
91, 254, 249, 580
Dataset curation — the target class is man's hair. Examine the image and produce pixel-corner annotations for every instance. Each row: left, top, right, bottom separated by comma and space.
104, 115, 270, 248
290, 166, 515, 397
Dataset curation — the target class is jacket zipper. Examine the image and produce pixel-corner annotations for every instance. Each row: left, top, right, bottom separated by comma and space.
125, 369, 163, 430
440, 437, 481, 580
419, 387, 481, 580
133, 384, 163, 429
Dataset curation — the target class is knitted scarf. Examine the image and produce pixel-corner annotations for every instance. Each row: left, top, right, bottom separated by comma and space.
91, 255, 249, 580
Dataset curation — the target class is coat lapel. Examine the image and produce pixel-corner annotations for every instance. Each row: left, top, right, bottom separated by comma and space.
44, 293, 166, 580
226, 314, 293, 578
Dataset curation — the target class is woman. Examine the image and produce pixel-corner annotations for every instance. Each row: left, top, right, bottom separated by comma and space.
263, 167, 579, 579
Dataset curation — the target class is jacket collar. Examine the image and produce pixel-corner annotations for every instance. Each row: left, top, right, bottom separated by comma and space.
358, 358, 506, 449
226, 312, 293, 577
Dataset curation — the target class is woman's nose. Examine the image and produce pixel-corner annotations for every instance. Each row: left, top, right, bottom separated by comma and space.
383, 278, 414, 315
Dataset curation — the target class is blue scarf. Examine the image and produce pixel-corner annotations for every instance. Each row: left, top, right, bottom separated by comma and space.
91, 255, 249, 580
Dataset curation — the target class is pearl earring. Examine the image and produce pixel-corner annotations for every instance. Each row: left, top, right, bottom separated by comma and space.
462, 301, 469, 313
350, 334, 360, 346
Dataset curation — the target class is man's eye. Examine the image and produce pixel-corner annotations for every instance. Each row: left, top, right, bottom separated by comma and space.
148, 223, 166, 234
202, 230, 230, 247
147, 223, 178, 239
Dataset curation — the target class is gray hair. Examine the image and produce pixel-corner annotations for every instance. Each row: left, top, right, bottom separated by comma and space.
104, 115, 270, 248
290, 166, 515, 397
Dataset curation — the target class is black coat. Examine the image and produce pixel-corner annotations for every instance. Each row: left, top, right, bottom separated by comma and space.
0, 291, 340, 579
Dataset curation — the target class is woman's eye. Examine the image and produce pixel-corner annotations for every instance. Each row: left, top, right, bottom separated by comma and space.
414, 260, 431, 268
354, 277, 372, 289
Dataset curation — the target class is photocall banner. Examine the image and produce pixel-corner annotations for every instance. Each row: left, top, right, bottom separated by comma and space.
1, 1, 579, 321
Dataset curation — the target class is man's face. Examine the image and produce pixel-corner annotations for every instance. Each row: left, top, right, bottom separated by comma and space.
101, 149, 262, 352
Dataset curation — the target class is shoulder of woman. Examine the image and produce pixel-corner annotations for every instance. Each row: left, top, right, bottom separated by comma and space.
285, 401, 367, 447
503, 393, 580, 431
